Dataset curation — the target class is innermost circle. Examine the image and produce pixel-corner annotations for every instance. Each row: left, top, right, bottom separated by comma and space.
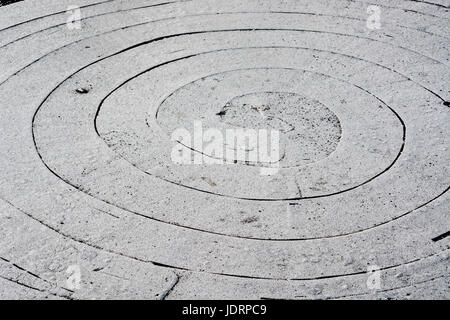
216, 92, 342, 166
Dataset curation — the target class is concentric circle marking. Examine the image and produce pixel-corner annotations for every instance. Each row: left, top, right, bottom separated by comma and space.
94, 47, 406, 200
1, 0, 449, 298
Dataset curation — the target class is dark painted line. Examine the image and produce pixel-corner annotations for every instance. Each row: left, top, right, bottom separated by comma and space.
407, 0, 450, 9
432, 231, 450, 242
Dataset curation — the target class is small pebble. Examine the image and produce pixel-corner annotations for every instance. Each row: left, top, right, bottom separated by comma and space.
76, 87, 90, 94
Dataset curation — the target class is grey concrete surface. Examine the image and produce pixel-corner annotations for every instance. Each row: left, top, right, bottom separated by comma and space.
0, 0, 449, 299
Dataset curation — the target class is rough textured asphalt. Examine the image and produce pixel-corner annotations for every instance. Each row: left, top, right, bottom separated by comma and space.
0, 0, 449, 299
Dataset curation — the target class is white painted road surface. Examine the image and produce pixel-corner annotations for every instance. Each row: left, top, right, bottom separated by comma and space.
0, 0, 449, 299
